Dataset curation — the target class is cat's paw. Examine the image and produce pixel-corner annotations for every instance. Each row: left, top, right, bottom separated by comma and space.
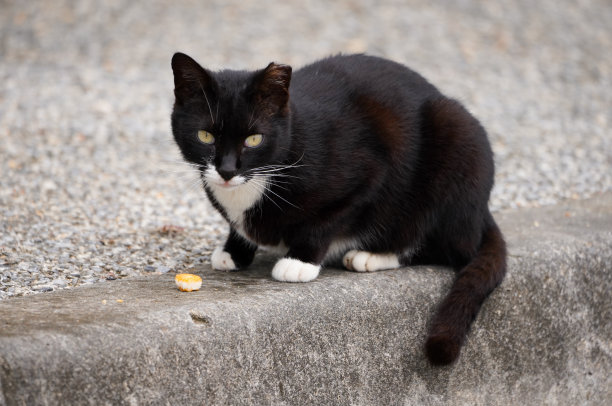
343, 250, 400, 272
211, 247, 238, 271
271, 258, 320, 283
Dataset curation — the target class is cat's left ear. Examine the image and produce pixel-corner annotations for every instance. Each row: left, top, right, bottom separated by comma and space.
251, 62, 292, 114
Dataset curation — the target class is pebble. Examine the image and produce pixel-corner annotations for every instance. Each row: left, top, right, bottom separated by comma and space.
157, 266, 172, 274
52, 279, 68, 288
33, 286, 54, 293
1, 0, 611, 300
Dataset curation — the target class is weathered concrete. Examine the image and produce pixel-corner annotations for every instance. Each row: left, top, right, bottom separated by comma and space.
1, 193, 611, 405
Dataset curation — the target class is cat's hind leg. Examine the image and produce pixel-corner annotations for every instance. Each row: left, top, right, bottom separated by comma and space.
343, 250, 400, 272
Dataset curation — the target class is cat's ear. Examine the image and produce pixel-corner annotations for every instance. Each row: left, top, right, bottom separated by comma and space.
251, 62, 292, 114
171, 52, 215, 105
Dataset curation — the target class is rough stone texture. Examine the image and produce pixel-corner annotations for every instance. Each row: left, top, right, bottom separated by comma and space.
1, 193, 610, 405
2, 0, 612, 299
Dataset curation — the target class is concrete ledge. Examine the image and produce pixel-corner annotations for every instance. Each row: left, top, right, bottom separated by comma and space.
1, 193, 611, 405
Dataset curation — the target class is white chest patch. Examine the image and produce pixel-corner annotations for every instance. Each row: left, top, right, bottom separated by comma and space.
204, 167, 268, 226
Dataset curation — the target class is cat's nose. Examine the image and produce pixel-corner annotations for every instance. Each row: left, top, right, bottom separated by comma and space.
217, 154, 238, 181
217, 166, 237, 181
217, 153, 240, 181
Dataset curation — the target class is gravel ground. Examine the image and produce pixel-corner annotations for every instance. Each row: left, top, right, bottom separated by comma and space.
1, 0, 611, 299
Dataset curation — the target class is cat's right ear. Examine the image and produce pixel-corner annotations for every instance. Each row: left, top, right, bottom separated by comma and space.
171, 52, 214, 105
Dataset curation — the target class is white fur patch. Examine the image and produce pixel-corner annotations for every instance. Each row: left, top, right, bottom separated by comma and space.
204, 166, 247, 188
259, 241, 289, 256
271, 258, 320, 282
211, 247, 237, 271
204, 167, 268, 225
343, 250, 400, 272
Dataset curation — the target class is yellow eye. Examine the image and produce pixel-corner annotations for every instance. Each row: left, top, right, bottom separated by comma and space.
197, 130, 214, 144
244, 134, 263, 148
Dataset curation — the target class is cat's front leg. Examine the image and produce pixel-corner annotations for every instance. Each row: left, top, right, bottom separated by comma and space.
271, 258, 321, 283
271, 237, 328, 283
212, 228, 257, 271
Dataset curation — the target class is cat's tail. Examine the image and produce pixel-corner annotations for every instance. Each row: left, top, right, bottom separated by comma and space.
425, 217, 507, 365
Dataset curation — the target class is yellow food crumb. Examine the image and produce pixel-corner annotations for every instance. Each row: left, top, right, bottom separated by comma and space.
175, 273, 202, 292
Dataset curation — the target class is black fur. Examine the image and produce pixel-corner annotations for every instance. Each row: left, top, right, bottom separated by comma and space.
171, 53, 506, 365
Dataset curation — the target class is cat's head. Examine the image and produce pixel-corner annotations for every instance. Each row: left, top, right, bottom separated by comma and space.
171, 52, 292, 189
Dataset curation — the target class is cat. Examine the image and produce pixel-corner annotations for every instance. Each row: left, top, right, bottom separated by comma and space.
170, 52, 507, 365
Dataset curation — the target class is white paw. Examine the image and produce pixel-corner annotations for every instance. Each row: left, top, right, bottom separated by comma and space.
211, 247, 237, 271
271, 258, 320, 283
343, 250, 400, 272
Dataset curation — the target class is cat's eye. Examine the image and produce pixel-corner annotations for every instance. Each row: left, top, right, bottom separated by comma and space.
244, 134, 263, 148
197, 130, 215, 144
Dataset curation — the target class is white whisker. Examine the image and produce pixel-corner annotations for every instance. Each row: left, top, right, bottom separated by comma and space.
247, 109, 256, 129
162, 168, 201, 175
248, 177, 284, 212
183, 177, 205, 194
266, 187, 300, 210
198, 81, 215, 125
248, 176, 300, 210
161, 159, 200, 166
245, 154, 307, 176
248, 116, 261, 130
261, 178, 290, 191
249, 166, 305, 174
252, 173, 301, 182
167, 175, 201, 182
244, 181, 265, 217
265, 176, 291, 184
161, 161, 202, 171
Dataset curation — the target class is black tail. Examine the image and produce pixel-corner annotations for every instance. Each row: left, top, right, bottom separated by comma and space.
425, 219, 507, 365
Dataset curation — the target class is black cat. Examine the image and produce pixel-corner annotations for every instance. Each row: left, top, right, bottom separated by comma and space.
171, 52, 506, 365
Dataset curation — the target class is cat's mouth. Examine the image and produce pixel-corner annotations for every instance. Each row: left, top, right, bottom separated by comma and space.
209, 179, 245, 189
202, 167, 248, 189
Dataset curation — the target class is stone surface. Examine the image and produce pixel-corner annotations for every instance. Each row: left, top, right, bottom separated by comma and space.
1, 193, 610, 405
1, 0, 612, 299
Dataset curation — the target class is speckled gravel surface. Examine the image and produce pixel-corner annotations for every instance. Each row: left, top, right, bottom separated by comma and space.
1, 0, 611, 299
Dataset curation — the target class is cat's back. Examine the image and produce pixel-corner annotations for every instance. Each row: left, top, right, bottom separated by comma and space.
291, 54, 441, 105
